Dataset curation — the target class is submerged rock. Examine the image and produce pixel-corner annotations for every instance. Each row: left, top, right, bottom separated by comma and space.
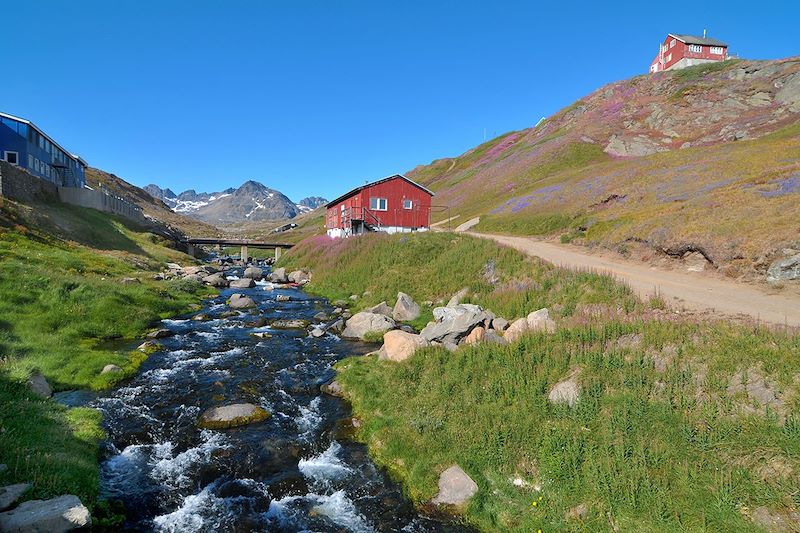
431, 465, 478, 506
0, 494, 91, 532
198, 403, 270, 429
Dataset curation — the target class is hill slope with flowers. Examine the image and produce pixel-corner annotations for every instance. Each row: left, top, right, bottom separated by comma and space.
408, 57, 800, 280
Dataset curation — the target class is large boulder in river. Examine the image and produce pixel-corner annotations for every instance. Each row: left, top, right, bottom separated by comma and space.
243, 266, 264, 280
228, 294, 256, 309
269, 267, 288, 283
27, 372, 52, 398
431, 465, 478, 506
202, 273, 229, 288
197, 403, 270, 429
378, 330, 429, 362
503, 308, 556, 343
0, 494, 91, 532
420, 304, 488, 344
342, 312, 396, 340
393, 292, 420, 322
230, 278, 256, 289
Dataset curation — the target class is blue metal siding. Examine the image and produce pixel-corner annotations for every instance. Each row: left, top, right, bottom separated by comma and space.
0, 115, 86, 188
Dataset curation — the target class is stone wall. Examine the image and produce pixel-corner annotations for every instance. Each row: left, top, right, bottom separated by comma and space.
0, 160, 58, 203
0, 160, 147, 225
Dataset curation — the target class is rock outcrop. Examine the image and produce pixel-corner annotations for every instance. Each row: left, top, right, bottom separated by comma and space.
767, 253, 800, 283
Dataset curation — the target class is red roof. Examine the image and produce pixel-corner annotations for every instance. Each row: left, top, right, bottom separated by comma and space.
325, 174, 434, 208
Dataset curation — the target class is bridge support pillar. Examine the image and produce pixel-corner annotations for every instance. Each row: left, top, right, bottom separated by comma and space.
186, 244, 195, 257
241, 245, 249, 263
274, 247, 282, 261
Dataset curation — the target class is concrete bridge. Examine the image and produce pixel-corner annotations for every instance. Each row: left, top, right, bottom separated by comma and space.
183, 238, 293, 262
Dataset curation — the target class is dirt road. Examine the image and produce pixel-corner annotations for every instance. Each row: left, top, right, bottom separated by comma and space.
473, 233, 800, 327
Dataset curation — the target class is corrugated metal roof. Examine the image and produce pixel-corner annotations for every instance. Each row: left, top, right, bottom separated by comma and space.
669, 34, 728, 47
0, 111, 87, 167
325, 174, 434, 208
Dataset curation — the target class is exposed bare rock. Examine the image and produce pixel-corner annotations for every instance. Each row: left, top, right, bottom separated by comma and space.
548, 367, 582, 407
321, 380, 344, 397
202, 273, 229, 288
378, 330, 430, 362
431, 465, 478, 506
604, 134, 667, 157
727, 367, 785, 418
243, 266, 263, 279
420, 304, 488, 344
146, 328, 174, 339
27, 372, 52, 399
0, 494, 91, 532
342, 312, 396, 340
504, 308, 556, 343
447, 287, 469, 307
230, 278, 256, 289
462, 326, 486, 345
101, 364, 123, 375
228, 294, 256, 309
197, 403, 270, 429
367, 301, 393, 317
0, 483, 30, 512
392, 292, 421, 322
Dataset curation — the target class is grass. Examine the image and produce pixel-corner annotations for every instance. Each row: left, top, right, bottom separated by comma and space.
277, 232, 638, 322
0, 198, 213, 505
285, 231, 800, 531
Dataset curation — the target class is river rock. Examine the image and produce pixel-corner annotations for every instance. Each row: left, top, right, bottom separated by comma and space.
313, 311, 329, 322
197, 403, 270, 429
420, 304, 488, 344
548, 368, 582, 407
245, 317, 268, 328
767, 254, 800, 283
243, 266, 263, 279
0, 494, 91, 532
137, 340, 160, 352
321, 380, 344, 397
202, 273, 229, 288
393, 292, 420, 322
431, 465, 478, 506
250, 332, 272, 339
276, 294, 291, 302
327, 318, 345, 334
310, 327, 325, 338
269, 267, 288, 283
228, 294, 256, 309
192, 313, 212, 321
146, 328, 174, 339
367, 301, 393, 317
378, 330, 430, 362
27, 372, 52, 398
287, 270, 310, 284
271, 319, 310, 329
342, 312, 396, 340
0, 483, 30, 512
230, 278, 256, 289
101, 364, 123, 375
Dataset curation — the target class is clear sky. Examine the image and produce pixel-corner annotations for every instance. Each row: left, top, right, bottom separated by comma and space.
2, 0, 798, 202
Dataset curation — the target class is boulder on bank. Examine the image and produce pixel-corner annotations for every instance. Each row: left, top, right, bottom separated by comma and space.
447, 287, 469, 307
462, 326, 486, 345
393, 292, 421, 322
548, 367, 582, 407
0, 483, 30, 512
269, 267, 288, 283
229, 278, 256, 289
243, 266, 264, 280
367, 302, 393, 317
101, 364, 123, 375
321, 380, 344, 397
378, 330, 430, 362
202, 273, 229, 288
288, 270, 310, 284
146, 328, 174, 340
431, 465, 478, 506
197, 403, 270, 429
420, 304, 488, 345
27, 372, 52, 399
0, 494, 91, 532
228, 294, 256, 309
342, 312, 396, 340
503, 308, 556, 343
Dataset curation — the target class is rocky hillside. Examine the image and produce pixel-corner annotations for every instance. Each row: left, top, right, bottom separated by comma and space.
407, 57, 800, 281
143, 181, 324, 226
85, 168, 220, 238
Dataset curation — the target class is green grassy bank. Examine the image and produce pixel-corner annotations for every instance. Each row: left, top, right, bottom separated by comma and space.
280, 232, 800, 531
0, 199, 212, 507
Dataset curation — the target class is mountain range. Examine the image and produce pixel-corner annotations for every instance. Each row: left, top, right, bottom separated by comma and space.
143, 182, 327, 225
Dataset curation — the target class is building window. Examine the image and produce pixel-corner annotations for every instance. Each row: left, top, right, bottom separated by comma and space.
28, 154, 33, 168
670, 39, 676, 48
403, 199, 413, 210
666, 53, 672, 62
689, 44, 703, 53
710, 46, 724, 55
369, 197, 388, 211
4, 151, 19, 165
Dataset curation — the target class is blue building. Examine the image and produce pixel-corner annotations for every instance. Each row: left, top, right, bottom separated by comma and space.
0, 111, 87, 188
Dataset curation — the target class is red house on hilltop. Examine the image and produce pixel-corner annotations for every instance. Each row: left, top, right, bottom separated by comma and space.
325, 174, 434, 238
650, 33, 728, 73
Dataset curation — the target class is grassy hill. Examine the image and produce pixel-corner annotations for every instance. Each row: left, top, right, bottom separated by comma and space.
407, 57, 800, 281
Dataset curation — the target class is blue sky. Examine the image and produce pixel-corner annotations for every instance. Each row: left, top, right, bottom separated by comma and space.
2, 1, 798, 201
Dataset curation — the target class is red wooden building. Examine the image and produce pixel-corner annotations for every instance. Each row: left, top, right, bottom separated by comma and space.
325, 174, 434, 238
650, 33, 728, 73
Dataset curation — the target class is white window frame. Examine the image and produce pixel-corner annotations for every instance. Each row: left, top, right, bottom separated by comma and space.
28, 154, 33, 168
689, 44, 703, 53
670, 39, 676, 48
710, 46, 724, 55
3, 151, 19, 165
369, 197, 388, 211
402, 199, 413, 210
